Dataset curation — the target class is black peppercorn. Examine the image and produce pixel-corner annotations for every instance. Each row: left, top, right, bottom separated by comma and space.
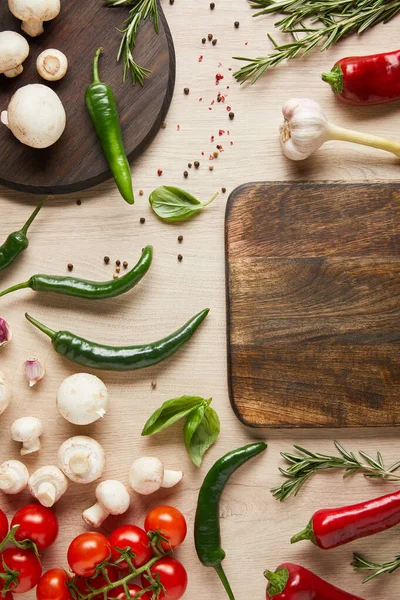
212, 39, 217, 46
116, 260, 121, 266
140, 217, 145, 224
178, 254, 183, 262
210, 2, 215, 8
208, 33, 213, 41
178, 235, 183, 243
194, 161, 200, 169
202, 37, 206, 44
183, 171, 188, 178
184, 87, 190, 95
229, 111, 235, 120
104, 256, 110, 264
222, 187, 226, 193
67, 263, 73, 272
234, 21, 240, 28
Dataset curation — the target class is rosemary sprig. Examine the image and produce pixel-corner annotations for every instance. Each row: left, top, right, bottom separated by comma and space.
272, 441, 400, 501
105, 0, 159, 85
352, 552, 400, 582
233, 0, 400, 83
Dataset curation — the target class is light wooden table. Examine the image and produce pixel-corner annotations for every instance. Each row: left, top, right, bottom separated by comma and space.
1, 1, 399, 599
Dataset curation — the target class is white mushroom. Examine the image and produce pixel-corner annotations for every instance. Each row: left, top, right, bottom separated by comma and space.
0, 31, 29, 78
0, 460, 29, 494
37, 48, 68, 81
8, 0, 61, 37
28, 465, 68, 507
11, 416, 43, 455
1, 84, 66, 149
83, 480, 131, 528
58, 436, 106, 484
129, 457, 183, 495
0, 372, 12, 416
57, 373, 109, 426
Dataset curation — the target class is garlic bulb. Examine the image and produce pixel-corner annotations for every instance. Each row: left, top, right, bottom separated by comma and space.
0, 318, 11, 348
280, 98, 400, 161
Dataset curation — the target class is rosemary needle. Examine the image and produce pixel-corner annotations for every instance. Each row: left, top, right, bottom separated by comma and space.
105, 0, 159, 85
272, 441, 400, 501
233, 0, 400, 84
352, 552, 400, 582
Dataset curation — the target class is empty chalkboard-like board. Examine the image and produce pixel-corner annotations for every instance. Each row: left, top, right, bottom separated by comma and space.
225, 182, 400, 428
0, 0, 175, 194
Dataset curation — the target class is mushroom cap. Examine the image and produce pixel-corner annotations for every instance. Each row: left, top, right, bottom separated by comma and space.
129, 457, 164, 495
57, 373, 109, 426
96, 480, 131, 514
37, 48, 68, 81
0, 371, 12, 415
0, 31, 29, 75
8, 0, 61, 23
5, 84, 66, 149
58, 436, 106, 484
28, 465, 68, 497
11, 416, 43, 442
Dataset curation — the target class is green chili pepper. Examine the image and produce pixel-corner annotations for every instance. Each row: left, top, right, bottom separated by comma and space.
195, 442, 267, 600
85, 48, 134, 205
0, 198, 46, 272
0, 246, 152, 300
25, 308, 209, 371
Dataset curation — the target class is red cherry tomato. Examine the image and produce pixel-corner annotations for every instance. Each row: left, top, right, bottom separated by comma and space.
12, 505, 58, 550
0, 548, 42, 594
141, 558, 187, 600
0, 509, 9, 542
67, 532, 111, 577
36, 568, 71, 600
144, 506, 187, 551
109, 525, 152, 572
74, 566, 119, 600
108, 584, 151, 599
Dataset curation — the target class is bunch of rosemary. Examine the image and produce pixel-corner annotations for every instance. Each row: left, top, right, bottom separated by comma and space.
234, 0, 400, 84
105, 0, 159, 85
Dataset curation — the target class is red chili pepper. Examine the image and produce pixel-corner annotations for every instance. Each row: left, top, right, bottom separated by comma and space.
322, 49, 400, 105
291, 489, 400, 550
265, 563, 366, 600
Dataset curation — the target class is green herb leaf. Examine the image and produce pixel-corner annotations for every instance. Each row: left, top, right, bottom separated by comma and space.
141, 396, 205, 436
149, 186, 218, 222
184, 404, 220, 467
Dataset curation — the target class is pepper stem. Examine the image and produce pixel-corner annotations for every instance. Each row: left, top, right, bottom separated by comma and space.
214, 565, 236, 600
0, 281, 30, 298
290, 520, 316, 545
92, 48, 103, 83
264, 567, 289, 597
20, 197, 48, 235
25, 313, 56, 341
321, 64, 343, 95
328, 123, 400, 158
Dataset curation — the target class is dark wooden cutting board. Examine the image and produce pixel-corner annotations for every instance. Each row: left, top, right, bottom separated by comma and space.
225, 182, 400, 428
0, 1, 175, 194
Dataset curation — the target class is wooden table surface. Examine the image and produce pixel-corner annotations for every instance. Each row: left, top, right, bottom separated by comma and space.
1, 1, 400, 599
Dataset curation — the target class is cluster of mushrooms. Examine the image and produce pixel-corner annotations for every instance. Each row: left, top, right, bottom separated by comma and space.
0, 0, 68, 149
0, 372, 183, 528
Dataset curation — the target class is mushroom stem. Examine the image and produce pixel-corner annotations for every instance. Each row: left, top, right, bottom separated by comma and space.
21, 437, 41, 456
37, 481, 56, 507
162, 470, 183, 488
5, 65, 23, 78
1, 112, 9, 128
22, 20, 44, 37
82, 503, 108, 528
69, 454, 91, 475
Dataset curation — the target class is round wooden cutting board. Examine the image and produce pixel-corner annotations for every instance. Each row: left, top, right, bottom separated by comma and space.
0, 1, 175, 194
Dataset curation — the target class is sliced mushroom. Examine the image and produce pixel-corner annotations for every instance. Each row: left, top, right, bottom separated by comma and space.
37, 48, 68, 81
83, 480, 131, 528
11, 417, 43, 456
58, 436, 106, 484
1, 84, 66, 149
8, 0, 61, 37
129, 457, 183, 495
0, 460, 29, 494
0, 31, 29, 78
28, 465, 68, 507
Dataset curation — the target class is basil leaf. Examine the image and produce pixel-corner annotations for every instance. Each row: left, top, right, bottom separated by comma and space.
184, 404, 220, 467
149, 186, 218, 222
141, 396, 205, 436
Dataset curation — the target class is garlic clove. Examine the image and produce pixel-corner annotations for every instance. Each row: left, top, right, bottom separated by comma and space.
0, 318, 12, 348
24, 358, 45, 387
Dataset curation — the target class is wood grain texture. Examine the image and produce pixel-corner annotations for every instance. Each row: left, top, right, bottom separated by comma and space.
0, 0, 175, 194
226, 183, 400, 427
1, 1, 400, 599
